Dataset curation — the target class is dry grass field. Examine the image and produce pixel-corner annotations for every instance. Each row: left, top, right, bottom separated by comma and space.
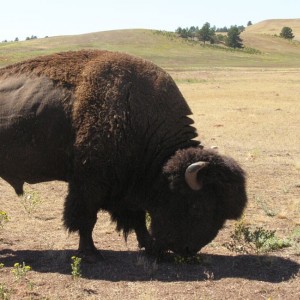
1, 68, 299, 299
245, 19, 300, 40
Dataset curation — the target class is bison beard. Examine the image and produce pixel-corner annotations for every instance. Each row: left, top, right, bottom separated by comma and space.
0, 50, 247, 262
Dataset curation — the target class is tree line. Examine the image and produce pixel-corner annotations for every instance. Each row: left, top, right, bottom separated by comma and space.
175, 22, 295, 49
175, 22, 246, 48
1, 24, 295, 44
1, 35, 45, 43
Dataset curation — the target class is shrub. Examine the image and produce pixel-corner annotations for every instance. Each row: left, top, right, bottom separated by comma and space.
280, 27, 294, 40
226, 26, 243, 49
11, 262, 32, 281
71, 256, 82, 279
224, 220, 291, 254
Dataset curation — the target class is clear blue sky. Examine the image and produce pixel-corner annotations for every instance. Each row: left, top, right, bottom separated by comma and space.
1, 0, 299, 41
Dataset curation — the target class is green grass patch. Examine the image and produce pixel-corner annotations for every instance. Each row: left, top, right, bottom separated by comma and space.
175, 78, 208, 84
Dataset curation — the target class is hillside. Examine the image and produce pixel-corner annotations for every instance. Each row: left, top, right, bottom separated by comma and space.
241, 19, 300, 67
1, 19, 300, 69
245, 19, 300, 40
1, 29, 266, 69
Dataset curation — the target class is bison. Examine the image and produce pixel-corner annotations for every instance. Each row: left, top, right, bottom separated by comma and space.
0, 50, 247, 262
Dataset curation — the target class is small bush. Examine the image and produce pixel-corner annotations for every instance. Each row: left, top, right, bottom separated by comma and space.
71, 256, 82, 280
11, 262, 32, 281
280, 27, 294, 40
224, 220, 291, 254
243, 47, 262, 55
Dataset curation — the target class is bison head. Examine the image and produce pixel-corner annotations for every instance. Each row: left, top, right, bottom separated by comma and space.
148, 147, 247, 256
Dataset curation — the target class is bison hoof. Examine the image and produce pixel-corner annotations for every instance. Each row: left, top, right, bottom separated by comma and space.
78, 249, 104, 264
143, 242, 163, 258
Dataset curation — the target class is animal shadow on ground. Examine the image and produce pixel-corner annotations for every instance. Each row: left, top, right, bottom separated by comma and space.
0, 248, 299, 283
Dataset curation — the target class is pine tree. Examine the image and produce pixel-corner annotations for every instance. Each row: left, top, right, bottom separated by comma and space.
280, 27, 294, 40
198, 22, 215, 44
226, 26, 243, 49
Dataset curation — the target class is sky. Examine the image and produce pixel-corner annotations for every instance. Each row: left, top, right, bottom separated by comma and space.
1, 0, 299, 41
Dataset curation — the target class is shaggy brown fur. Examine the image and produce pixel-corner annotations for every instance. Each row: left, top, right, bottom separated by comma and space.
0, 50, 100, 86
0, 50, 247, 261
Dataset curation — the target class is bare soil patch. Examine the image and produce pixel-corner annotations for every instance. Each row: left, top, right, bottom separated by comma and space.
1, 68, 300, 299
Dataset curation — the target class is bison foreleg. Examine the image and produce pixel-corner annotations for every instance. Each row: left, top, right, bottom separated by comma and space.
132, 213, 162, 257
111, 209, 161, 256
132, 212, 152, 249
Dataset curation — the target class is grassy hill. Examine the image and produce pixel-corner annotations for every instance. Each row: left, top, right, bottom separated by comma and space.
241, 19, 300, 67
0, 19, 300, 69
245, 19, 300, 40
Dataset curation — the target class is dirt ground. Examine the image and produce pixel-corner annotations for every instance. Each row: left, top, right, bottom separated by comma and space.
1, 68, 300, 299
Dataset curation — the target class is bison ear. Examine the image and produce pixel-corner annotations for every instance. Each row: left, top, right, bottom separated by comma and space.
185, 162, 209, 191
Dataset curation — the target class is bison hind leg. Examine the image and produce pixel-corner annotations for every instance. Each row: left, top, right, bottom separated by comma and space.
63, 182, 102, 263
63, 188, 84, 232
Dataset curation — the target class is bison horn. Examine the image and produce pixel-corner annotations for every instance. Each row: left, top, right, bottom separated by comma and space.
185, 162, 209, 191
